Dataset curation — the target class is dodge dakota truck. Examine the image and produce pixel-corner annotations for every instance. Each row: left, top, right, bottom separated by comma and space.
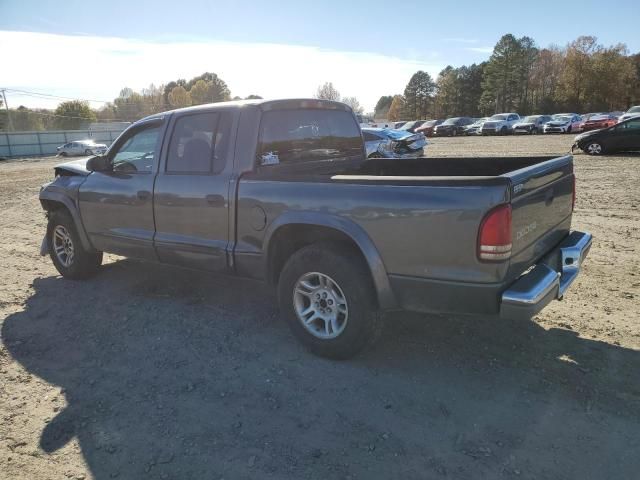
39, 99, 592, 359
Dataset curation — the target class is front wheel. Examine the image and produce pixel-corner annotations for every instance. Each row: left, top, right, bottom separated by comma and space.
47, 210, 103, 279
584, 141, 604, 155
277, 243, 383, 359
84, 149, 93, 155
500, 126, 508, 135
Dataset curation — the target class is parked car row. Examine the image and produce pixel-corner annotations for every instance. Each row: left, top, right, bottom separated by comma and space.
390, 105, 640, 138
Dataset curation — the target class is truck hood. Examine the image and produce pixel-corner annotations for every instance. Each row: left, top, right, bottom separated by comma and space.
54, 158, 92, 177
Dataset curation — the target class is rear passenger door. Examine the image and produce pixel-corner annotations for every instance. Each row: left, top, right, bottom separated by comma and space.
153, 110, 235, 272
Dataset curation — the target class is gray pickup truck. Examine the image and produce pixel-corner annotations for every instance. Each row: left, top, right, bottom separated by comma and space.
39, 99, 592, 358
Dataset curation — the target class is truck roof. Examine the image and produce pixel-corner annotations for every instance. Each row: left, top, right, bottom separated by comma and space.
143, 98, 351, 122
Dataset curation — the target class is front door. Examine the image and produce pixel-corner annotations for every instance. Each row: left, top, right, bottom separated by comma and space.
153, 110, 234, 272
78, 119, 164, 261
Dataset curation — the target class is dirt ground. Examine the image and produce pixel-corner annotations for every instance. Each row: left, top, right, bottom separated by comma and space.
1, 135, 639, 480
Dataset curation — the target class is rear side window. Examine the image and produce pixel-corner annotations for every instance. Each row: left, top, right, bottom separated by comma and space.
166, 112, 230, 174
257, 109, 362, 165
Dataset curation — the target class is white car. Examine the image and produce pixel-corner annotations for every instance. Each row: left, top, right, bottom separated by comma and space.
480, 113, 521, 135
543, 113, 582, 134
57, 140, 107, 157
617, 105, 640, 123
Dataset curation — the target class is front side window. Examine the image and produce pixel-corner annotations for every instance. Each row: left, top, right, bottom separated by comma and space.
257, 109, 362, 165
623, 119, 640, 130
111, 125, 161, 173
166, 112, 230, 174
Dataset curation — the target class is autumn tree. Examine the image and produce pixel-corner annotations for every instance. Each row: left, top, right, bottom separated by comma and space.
387, 95, 405, 121
168, 86, 192, 108
528, 47, 564, 113
315, 82, 341, 101
374, 96, 393, 119
556, 36, 600, 112
53, 100, 96, 129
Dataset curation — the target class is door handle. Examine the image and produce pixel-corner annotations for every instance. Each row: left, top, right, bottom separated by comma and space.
205, 194, 224, 206
137, 190, 150, 201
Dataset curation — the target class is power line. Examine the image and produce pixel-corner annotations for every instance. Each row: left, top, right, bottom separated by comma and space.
1, 87, 113, 103
2, 87, 172, 107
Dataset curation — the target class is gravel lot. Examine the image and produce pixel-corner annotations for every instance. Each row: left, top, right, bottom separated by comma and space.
1, 135, 639, 480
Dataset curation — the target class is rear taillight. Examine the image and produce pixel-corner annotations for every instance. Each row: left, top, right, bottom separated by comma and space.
572, 176, 576, 211
478, 204, 512, 261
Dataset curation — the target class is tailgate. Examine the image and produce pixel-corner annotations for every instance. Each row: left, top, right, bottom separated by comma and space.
506, 155, 574, 280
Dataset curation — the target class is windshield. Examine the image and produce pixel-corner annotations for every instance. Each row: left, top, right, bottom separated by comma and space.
590, 115, 609, 121
628, 106, 640, 114
442, 118, 460, 125
489, 114, 508, 121
552, 115, 572, 122
523, 116, 540, 123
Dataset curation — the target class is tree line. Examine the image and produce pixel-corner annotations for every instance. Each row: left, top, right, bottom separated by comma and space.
376, 34, 640, 121
0, 72, 262, 131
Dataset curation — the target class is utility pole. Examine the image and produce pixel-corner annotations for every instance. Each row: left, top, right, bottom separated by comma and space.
1, 89, 14, 131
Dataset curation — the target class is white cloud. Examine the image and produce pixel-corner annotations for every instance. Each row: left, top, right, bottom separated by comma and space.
466, 46, 494, 54
443, 38, 479, 44
0, 31, 445, 112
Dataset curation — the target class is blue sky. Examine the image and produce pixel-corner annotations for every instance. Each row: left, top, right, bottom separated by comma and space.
1, 0, 639, 112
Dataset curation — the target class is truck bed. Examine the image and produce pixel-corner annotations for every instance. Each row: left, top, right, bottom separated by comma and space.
335, 155, 568, 179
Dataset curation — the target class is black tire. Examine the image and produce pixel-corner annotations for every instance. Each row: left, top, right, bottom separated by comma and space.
277, 243, 383, 359
47, 210, 103, 279
60, 151, 68, 157
584, 141, 605, 156
451, 129, 458, 137
500, 126, 508, 135
84, 149, 92, 155
567, 126, 572, 133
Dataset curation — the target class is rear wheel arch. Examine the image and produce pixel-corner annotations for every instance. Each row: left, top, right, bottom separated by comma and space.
264, 219, 397, 310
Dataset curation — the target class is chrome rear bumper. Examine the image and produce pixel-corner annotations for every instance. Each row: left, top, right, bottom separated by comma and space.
500, 231, 592, 320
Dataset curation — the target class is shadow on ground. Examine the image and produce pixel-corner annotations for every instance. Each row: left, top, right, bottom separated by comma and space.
3, 259, 640, 479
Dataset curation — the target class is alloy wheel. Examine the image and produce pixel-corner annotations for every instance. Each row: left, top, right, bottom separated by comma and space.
53, 225, 75, 267
292, 272, 348, 339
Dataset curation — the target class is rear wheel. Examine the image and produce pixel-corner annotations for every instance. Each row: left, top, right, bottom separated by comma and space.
584, 141, 604, 155
47, 210, 102, 279
500, 126, 508, 135
277, 243, 383, 359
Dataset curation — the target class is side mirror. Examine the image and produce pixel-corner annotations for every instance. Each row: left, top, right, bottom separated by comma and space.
86, 155, 112, 172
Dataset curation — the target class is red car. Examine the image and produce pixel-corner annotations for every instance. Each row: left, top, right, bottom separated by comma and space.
580, 114, 618, 131
414, 119, 443, 137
